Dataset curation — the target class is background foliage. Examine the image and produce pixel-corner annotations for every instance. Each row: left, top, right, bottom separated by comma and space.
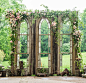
0, 0, 26, 61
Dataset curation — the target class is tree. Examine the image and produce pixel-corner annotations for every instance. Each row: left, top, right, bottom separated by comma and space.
79, 9, 86, 52
0, 0, 26, 60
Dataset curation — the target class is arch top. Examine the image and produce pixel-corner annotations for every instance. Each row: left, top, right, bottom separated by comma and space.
39, 18, 50, 29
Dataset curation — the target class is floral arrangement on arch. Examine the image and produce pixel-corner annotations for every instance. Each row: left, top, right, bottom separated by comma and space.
73, 23, 82, 57
6, 11, 29, 28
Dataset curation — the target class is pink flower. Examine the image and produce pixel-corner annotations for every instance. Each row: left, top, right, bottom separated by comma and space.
12, 15, 14, 17
13, 47, 15, 48
79, 36, 80, 38
52, 21, 57, 27
33, 11, 35, 13
17, 16, 20, 19
77, 38, 79, 40
10, 40, 12, 43
16, 13, 20, 16
73, 33, 76, 35
78, 30, 81, 33
75, 31, 78, 34
15, 18, 17, 21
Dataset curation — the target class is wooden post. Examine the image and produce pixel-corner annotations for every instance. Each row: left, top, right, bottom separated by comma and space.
57, 15, 62, 75
35, 18, 40, 75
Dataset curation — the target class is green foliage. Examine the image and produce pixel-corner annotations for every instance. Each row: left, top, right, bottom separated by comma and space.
0, 0, 26, 61
61, 43, 70, 52
31, 74, 36, 76
0, 67, 4, 71
0, 50, 5, 63
79, 9, 86, 52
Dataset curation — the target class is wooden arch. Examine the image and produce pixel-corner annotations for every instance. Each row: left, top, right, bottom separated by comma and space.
8, 11, 79, 76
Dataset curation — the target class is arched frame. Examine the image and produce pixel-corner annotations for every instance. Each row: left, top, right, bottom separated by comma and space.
7, 11, 79, 76
15, 18, 32, 74
35, 17, 53, 74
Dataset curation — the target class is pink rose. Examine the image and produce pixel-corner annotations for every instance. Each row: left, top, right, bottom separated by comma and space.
73, 33, 76, 35
79, 36, 80, 38
17, 16, 20, 19
10, 40, 12, 43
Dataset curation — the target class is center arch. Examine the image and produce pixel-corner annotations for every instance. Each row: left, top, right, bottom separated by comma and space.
36, 17, 52, 74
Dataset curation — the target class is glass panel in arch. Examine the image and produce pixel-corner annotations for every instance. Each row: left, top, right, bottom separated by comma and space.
62, 54, 70, 71
61, 20, 72, 34
60, 35, 70, 52
41, 20, 49, 34
20, 20, 27, 34
20, 35, 27, 53
41, 54, 48, 68
41, 35, 48, 53
20, 54, 29, 68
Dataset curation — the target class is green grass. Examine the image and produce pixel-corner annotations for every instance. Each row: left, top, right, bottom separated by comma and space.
41, 56, 48, 68
1, 61, 9, 68
0, 58, 27, 68
81, 52, 86, 64
1, 52, 86, 69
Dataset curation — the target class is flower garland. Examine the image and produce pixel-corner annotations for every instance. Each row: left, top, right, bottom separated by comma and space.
72, 23, 82, 57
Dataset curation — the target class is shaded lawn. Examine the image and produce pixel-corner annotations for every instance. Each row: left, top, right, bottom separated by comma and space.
1, 52, 86, 69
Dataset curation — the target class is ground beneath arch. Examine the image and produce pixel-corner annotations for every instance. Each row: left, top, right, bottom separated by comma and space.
0, 76, 86, 83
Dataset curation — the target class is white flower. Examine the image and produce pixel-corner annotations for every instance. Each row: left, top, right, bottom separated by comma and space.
78, 30, 81, 33
75, 31, 78, 35
24, 11, 26, 14
73, 25, 77, 29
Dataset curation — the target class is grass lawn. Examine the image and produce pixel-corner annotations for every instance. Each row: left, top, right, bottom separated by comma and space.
1, 52, 86, 69
41, 56, 48, 68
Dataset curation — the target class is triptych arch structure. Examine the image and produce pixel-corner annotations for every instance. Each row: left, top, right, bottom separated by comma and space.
7, 11, 80, 76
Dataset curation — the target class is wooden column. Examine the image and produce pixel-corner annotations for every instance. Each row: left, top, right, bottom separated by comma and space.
28, 19, 32, 75
35, 18, 40, 75
57, 15, 62, 74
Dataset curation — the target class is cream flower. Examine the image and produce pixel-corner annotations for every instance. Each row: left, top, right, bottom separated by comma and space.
52, 21, 57, 26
